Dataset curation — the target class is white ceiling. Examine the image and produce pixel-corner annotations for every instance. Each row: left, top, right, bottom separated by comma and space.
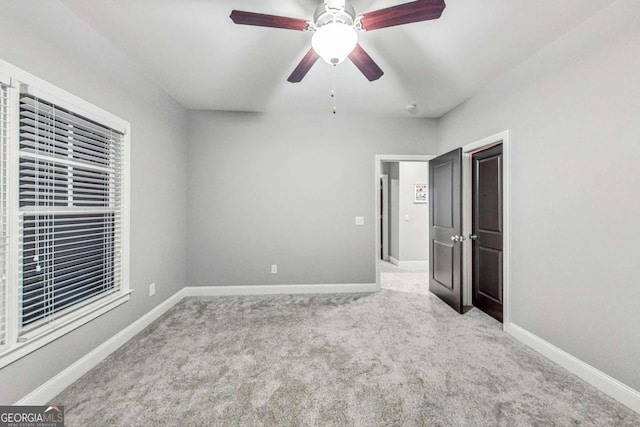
61, 0, 615, 118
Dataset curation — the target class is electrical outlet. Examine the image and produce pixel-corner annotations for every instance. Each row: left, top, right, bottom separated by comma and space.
271, 265, 278, 274
355, 216, 365, 226
149, 282, 156, 296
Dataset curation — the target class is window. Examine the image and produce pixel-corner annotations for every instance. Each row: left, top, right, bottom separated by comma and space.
0, 61, 130, 366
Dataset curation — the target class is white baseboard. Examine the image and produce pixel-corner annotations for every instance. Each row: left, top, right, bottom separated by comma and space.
15, 288, 186, 405
184, 283, 378, 297
387, 257, 427, 271
506, 322, 640, 414
398, 260, 428, 270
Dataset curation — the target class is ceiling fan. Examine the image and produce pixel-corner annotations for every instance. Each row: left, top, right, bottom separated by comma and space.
230, 0, 446, 83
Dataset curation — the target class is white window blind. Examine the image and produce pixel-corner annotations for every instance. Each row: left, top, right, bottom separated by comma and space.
0, 82, 8, 347
18, 91, 125, 335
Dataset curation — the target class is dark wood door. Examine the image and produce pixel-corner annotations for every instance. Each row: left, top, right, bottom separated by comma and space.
472, 144, 504, 322
429, 148, 463, 313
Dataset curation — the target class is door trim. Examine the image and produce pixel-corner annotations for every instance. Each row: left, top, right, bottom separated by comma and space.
374, 155, 434, 290
461, 130, 511, 328
380, 174, 389, 261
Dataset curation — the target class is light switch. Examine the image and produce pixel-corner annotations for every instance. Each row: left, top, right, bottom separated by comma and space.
355, 216, 365, 226
404, 214, 410, 221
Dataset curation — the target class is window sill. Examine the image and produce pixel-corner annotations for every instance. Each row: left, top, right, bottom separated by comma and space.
0, 291, 131, 369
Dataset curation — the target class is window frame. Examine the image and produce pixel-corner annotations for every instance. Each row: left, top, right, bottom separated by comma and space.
0, 73, 10, 353
0, 59, 131, 369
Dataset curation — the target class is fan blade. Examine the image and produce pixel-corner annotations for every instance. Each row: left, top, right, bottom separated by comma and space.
360, 0, 445, 31
288, 49, 320, 83
230, 10, 310, 31
348, 45, 384, 81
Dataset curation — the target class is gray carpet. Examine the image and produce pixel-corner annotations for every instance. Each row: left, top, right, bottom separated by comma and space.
380, 261, 429, 295
53, 286, 640, 426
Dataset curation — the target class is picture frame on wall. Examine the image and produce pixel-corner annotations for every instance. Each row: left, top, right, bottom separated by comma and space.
414, 184, 428, 203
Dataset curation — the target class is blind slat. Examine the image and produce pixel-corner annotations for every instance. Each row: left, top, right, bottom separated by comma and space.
22, 265, 113, 299
21, 174, 121, 188
22, 249, 117, 273
22, 239, 120, 260
23, 279, 117, 315
18, 103, 117, 139
19, 149, 118, 174
20, 115, 121, 149
21, 284, 120, 328
21, 229, 118, 248
20, 134, 113, 165
20, 92, 127, 135
20, 206, 120, 214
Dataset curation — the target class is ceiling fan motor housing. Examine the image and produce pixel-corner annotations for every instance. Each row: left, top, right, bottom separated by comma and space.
314, 2, 356, 28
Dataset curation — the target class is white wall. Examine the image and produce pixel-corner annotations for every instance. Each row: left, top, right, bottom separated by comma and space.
398, 162, 429, 264
187, 112, 438, 286
438, 0, 640, 391
0, 1, 188, 404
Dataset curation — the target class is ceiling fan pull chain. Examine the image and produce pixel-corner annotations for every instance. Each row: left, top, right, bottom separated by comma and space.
331, 65, 337, 114
331, 88, 336, 115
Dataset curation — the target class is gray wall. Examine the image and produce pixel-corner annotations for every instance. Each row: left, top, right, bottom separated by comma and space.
187, 112, 438, 286
0, 2, 188, 403
437, 0, 640, 390
398, 162, 428, 262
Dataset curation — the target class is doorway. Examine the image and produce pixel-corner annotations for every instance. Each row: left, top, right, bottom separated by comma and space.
374, 155, 433, 290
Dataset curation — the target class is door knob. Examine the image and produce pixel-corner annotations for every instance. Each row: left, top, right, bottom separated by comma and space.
469, 234, 478, 241
450, 235, 459, 242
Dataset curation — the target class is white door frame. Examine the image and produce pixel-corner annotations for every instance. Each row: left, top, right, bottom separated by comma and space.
380, 174, 389, 261
374, 155, 434, 290
461, 130, 511, 328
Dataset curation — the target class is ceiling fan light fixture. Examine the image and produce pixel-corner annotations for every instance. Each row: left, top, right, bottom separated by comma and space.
231, 0, 445, 83
312, 22, 358, 65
